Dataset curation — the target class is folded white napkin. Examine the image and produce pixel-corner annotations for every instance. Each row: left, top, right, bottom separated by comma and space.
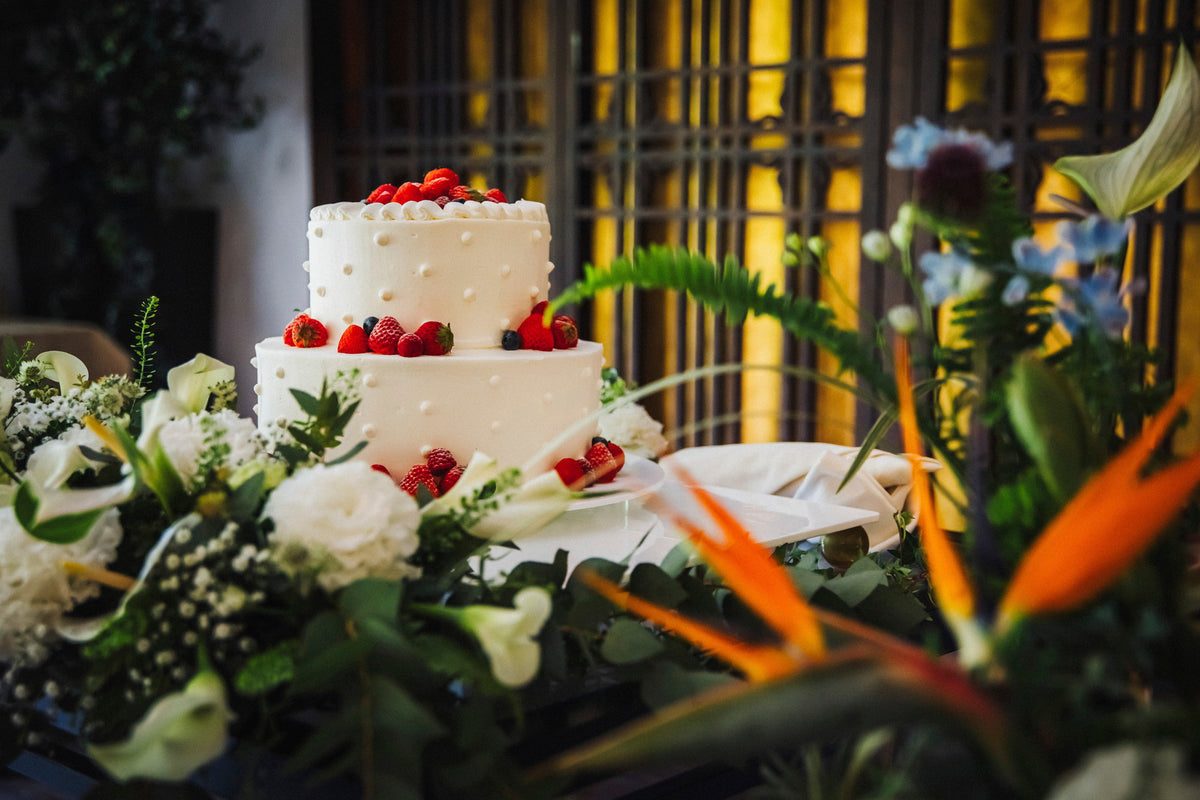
661, 443, 939, 551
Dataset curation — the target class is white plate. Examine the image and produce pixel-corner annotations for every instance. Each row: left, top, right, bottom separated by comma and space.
568, 455, 667, 510
696, 486, 880, 548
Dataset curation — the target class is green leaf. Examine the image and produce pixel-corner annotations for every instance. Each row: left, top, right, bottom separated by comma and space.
825, 564, 887, 608
1055, 45, 1200, 219
640, 661, 737, 709
291, 636, 373, 694
289, 387, 321, 417
600, 618, 665, 664
234, 640, 297, 696
627, 563, 689, 608
226, 470, 266, 519
338, 577, 402, 624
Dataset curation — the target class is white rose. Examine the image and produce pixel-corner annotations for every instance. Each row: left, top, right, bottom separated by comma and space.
598, 401, 669, 460
156, 410, 265, 490
262, 461, 421, 592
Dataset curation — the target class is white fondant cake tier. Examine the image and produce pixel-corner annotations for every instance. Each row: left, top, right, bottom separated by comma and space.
306, 199, 552, 348
254, 339, 604, 476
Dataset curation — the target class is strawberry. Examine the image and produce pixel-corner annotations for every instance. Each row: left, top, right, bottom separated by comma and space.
606, 441, 626, 475
421, 176, 456, 200
517, 313, 553, 351
337, 324, 370, 354
397, 332, 424, 357
584, 441, 619, 483
551, 315, 578, 349
554, 457, 590, 491
394, 182, 424, 203
285, 314, 328, 348
415, 321, 454, 355
400, 463, 440, 498
531, 300, 549, 316
365, 183, 396, 203
425, 447, 457, 474
448, 184, 476, 202
423, 167, 459, 185
483, 188, 507, 203
439, 465, 465, 493
367, 315, 404, 354
370, 464, 392, 478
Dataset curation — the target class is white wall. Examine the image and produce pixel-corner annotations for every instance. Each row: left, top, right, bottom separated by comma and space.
0, 1, 312, 418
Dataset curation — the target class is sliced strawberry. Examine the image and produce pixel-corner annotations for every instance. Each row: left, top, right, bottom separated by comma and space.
400, 463, 440, 498
483, 188, 507, 203
394, 182, 424, 203
415, 321, 454, 355
517, 313, 553, 351
370, 464, 392, 478
554, 457, 590, 491
368, 316, 404, 354
366, 183, 397, 203
605, 442, 626, 475
584, 442, 619, 484
439, 464, 466, 493
551, 315, 578, 349
337, 324, 370, 354
396, 332, 424, 357
425, 447, 457, 474
285, 314, 329, 348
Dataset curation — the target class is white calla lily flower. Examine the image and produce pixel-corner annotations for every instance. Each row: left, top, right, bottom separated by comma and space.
459, 587, 553, 687
34, 351, 89, 393
425, 452, 571, 542
166, 354, 235, 415
88, 669, 234, 783
0, 375, 16, 419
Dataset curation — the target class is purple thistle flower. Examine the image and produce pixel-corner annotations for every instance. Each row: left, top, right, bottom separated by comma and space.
886, 117, 1013, 171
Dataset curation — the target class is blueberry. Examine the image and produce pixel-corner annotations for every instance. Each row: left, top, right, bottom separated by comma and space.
501, 329, 522, 350
592, 436, 609, 446
363, 316, 379, 335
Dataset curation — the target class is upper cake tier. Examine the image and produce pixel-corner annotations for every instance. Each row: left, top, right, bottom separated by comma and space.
306, 198, 553, 348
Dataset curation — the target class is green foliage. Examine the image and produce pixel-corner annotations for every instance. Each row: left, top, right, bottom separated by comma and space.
274, 380, 365, 466
129, 296, 159, 390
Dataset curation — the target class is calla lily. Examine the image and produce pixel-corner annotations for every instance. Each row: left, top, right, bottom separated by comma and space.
0, 375, 16, 419
1055, 46, 1200, 220
455, 587, 553, 687
167, 353, 235, 415
427, 452, 571, 541
34, 351, 89, 393
88, 669, 234, 783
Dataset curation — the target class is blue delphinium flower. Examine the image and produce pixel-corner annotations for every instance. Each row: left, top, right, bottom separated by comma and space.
1002, 238, 1068, 305
1057, 268, 1145, 339
886, 117, 1014, 171
1055, 215, 1134, 264
919, 249, 979, 306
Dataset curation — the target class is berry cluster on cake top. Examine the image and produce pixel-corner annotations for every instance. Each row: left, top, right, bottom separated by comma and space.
364, 167, 508, 208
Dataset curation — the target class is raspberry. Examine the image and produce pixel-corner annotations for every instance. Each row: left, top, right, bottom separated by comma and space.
367, 316, 404, 354
439, 465, 465, 494
551, 315, 579, 349
554, 457, 589, 491
483, 188, 507, 203
365, 183, 396, 203
285, 314, 328, 348
584, 442, 619, 484
337, 324, 370, 354
400, 464, 440, 498
397, 332, 424, 357
433, 195, 451, 208
423, 167, 459, 185
425, 447, 457, 474
415, 321, 454, 355
517, 313, 553, 351
394, 182, 424, 203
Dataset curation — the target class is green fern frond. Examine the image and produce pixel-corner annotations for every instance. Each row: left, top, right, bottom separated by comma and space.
130, 296, 160, 389
551, 245, 891, 398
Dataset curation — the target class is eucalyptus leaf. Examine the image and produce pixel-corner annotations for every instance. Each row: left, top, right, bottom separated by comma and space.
825, 569, 888, 608
338, 577, 402, 623
600, 618, 665, 664
291, 636, 373, 694
1055, 46, 1200, 219
628, 563, 690, 608
640, 660, 737, 709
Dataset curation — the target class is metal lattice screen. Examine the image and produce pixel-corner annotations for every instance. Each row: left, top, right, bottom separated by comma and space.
310, 0, 1200, 451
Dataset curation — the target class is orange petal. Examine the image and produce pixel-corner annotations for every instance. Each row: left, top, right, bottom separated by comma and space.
998, 386, 1200, 629
582, 570, 800, 681
894, 336, 977, 622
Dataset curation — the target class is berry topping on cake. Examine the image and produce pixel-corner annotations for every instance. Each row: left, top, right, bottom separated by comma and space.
439, 464, 465, 493
400, 464, 440, 498
501, 329, 522, 350
415, 321, 454, 355
517, 313, 553, 351
531, 300, 549, 316
421, 173, 457, 200
368, 315, 404, 354
394, 182, 424, 203
552, 315, 579, 349
423, 167, 459, 185
362, 316, 380, 336
337, 324, 370, 354
370, 464, 392, 477
606, 441, 626, 473
554, 457, 589, 491
365, 183, 397, 203
584, 441, 620, 483
284, 314, 329, 348
396, 332, 424, 357
425, 447, 457, 474
484, 188, 508, 203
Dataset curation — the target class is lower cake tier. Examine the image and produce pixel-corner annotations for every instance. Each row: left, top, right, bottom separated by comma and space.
253, 338, 604, 477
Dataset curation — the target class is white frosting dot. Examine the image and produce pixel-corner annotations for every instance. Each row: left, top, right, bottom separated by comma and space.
546, 261, 555, 274
543, 392, 554, 404
274, 367, 285, 379
315, 286, 327, 297
379, 288, 393, 301
531, 229, 543, 242
342, 263, 353, 275
491, 420, 502, 432
250, 357, 259, 368
302, 260, 311, 273
363, 374, 378, 388
581, 366, 593, 378
420, 445, 433, 457
313, 227, 323, 238
374, 232, 390, 246
463, 287, 476, 302
253, 383, 262, 395
499, 317, 511, 329
419, 263, 433, 277
252, 403, 259, 414
362, 424, 377, 439
528, 286, 540, 299
596, 379, 604, 389
499, 264, 512, 277
419, 401, 433, 415
342, 313, 354, 324
489, 374, 501, 387
461, 231, 473, 244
